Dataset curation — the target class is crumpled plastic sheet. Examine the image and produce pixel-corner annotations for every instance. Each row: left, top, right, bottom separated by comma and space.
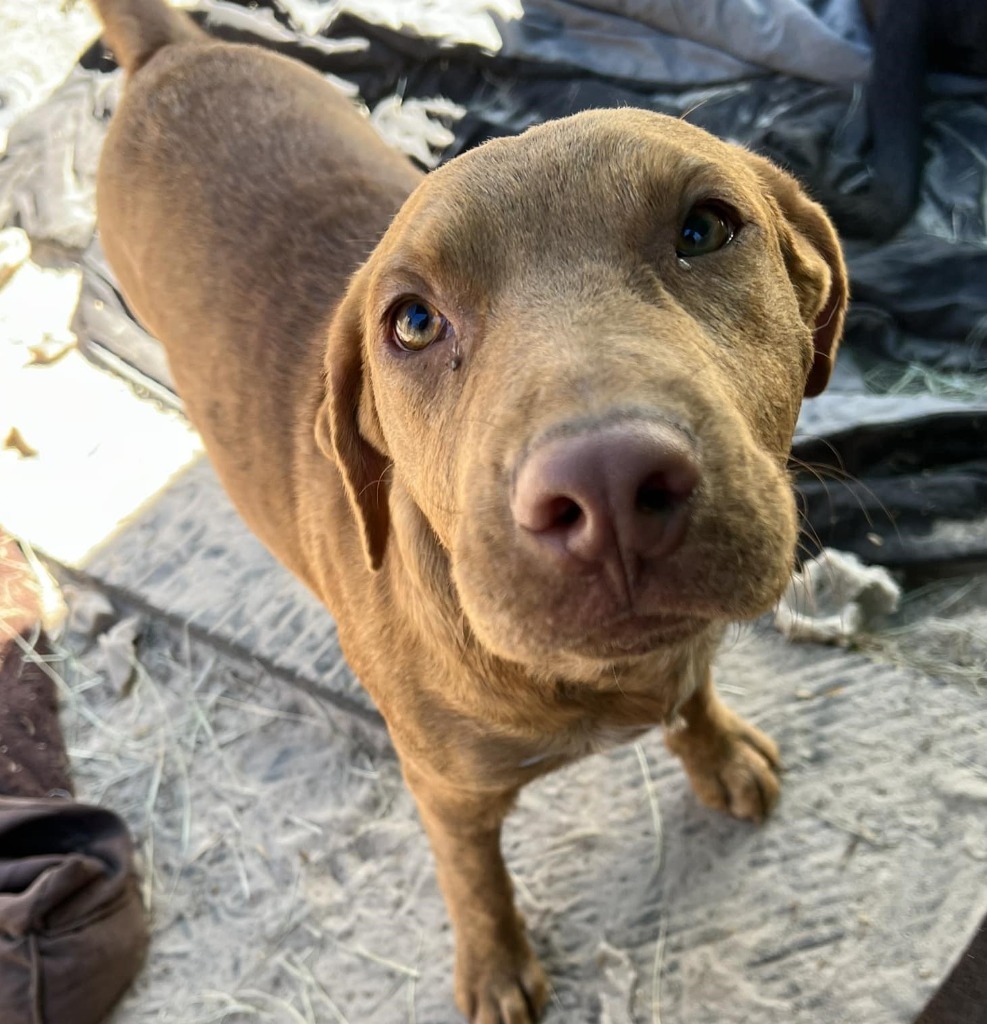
0, 0, 984, 568
496, 0, 872, 85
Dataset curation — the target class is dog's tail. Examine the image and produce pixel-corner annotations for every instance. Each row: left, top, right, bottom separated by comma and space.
91, 0, 206, 74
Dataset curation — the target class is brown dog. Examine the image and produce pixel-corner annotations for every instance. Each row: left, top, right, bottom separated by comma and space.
92, 1, 848, 1019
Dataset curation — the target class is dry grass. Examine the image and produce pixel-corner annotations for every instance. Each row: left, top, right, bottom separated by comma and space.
17, 599, 420, 1024
854, 575, 987, 691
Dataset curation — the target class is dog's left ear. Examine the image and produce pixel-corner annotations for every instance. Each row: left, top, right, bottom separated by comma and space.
748, 152, 850, 397
315, 266, 391, 571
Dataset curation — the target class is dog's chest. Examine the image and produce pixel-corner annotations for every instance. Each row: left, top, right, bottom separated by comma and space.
510, 661, 702, 771
517, 721, 654, 769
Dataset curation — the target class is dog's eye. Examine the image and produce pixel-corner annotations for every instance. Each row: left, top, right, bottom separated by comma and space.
392, 299, 447, 352
676, 203, 736, 258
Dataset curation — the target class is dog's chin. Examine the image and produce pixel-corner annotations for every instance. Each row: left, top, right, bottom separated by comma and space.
459, 562, 791, 679
564, 613, 710, 660
463, 600, 719, 679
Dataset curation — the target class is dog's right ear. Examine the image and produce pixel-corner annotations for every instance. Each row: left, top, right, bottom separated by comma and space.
315, 268, 391, 572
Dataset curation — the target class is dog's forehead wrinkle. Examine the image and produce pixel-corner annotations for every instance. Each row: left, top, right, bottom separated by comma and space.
390, 140, 763, 313
497, 249, 688, 324
420, 130, 739, 268
370, 258, 433, 297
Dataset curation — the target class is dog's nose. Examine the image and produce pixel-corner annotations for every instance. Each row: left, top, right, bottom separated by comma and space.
511, 421, 699, 580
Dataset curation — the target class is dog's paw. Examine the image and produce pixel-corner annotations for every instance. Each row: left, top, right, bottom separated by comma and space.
456, 946, 549, 1024
667, 710, 780, 823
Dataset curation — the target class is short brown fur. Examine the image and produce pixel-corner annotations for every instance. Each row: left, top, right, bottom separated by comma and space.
92, 3, 848, 1020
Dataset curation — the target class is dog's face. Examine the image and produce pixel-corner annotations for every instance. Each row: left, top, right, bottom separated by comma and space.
319, 110, 847, 679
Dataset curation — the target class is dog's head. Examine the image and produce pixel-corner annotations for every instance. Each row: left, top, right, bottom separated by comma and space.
317, 110, 847, 679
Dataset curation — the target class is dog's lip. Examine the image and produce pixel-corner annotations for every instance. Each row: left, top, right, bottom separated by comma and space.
567, 612, 709, 658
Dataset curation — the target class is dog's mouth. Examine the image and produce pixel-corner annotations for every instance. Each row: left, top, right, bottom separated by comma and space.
565, 612, 709, 659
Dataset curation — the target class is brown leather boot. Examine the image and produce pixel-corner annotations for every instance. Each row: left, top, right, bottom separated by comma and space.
0, 529, 149, 1024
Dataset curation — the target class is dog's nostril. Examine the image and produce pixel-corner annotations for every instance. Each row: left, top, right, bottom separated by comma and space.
636, 458, 698, 514
636, 474, 674, 514
547, 496, 583, 529
635, 472, 688, 514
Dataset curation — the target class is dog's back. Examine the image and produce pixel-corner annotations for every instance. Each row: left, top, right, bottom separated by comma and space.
94, 0, 421, 584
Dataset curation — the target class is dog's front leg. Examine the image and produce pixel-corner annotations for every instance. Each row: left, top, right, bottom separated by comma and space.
403, 762, 549, 1024
664, 672, 781, 823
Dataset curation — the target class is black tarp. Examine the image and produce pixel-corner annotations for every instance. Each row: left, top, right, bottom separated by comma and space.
1, 0, 984, 568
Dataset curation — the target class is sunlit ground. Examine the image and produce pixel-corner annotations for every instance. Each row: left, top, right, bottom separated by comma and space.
0, 251, 203, 565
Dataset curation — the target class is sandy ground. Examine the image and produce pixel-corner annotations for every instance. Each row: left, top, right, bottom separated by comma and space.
1, 3, 985, 1023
